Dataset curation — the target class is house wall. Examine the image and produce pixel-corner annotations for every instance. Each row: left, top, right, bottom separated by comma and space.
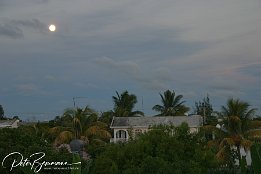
111, 126, 200, 143
0, 120, 19, 128
112, 128, 129, 143
189, 127, 199, 133
12, 120, 19, 128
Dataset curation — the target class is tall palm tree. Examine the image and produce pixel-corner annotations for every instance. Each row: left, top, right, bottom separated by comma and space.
112, 90, 144, 117
205, 98, 261, 166
221, 99, 256, 134
152, 90, 189, 116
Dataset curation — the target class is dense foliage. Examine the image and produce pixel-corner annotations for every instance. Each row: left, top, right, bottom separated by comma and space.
203, 98, 261, 168
1, 90, 261, 173
90, 123, 218, 174
250, 143, 261, 174
194, 95, 217, 125
48, 106, 111, 148
0, 127, 73, 174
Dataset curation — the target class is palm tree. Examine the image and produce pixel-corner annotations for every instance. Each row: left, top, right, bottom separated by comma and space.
152, 90, 189, 116
0, 105, 4, 119
205, 98, 261, 166
49, 106, 111, 146
112, 90, 144, 117
221, 99, 256, 134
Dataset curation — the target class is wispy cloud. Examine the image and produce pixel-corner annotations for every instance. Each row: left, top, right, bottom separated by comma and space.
0, 19, 46, 39
0, 23, 23, 38
15, 83, 48, 96
15, 83, 39, 94
95, 57, 171, 91
10, 19, 46, 31
44, 75, 58, 82
95, 56, 139, 75
37, 0, 49, 3
237, 63, 261, 79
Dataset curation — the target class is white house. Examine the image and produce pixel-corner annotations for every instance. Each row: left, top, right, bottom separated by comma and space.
110, 115, 203, 143
0, 119, 20, 128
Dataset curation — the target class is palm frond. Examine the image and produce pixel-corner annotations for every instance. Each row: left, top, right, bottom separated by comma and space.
131, 110, 144, 116
245, 129, 261, 139
90, 121, 108, 128
91, 139, 106, 146
249, 120, 261, 129
241, 139, 252, 151
48, 126, 63, 135
80, 136, 89, 144
55, 131, 73, 146
219, 138, 235, 148
228, 115, 241, 122
85, 126, 111, 139
73, 117, 82, 138
216, 146, 227, 163
152, 105, 164, 112
207, 139, 219, 148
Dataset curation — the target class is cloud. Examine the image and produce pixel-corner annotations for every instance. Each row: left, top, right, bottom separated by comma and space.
0, 23, 23, 38
95, 57, 172, 91
74, 82, 98, 89
15, 83, 47, 96
37, 0, 49, 3
16, 83, 39, 93
44, 75, 57, 82
210, 84, 237, 92
237, 63, 261, 79
142, 79, 170, 91
95, 57, 139, 75
10, 19, 46, 31
0, 19, 46, 39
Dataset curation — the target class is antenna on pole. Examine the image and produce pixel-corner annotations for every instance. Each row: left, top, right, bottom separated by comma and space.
73, 97, 76, 108
73, 97, 88, 108
142, 96, 144, 112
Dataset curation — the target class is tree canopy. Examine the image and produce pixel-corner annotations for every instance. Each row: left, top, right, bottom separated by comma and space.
49, 106, 111, 147
195, 95, 217, 125
152, 90, 189, 116
112, 90, 144, 117
203, 98, 261, 168
90, 123, 218, 174
0, 127, 72, 174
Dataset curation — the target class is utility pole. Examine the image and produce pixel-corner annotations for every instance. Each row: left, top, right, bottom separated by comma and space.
142, 96, 144, 112
201, 102, 206, 125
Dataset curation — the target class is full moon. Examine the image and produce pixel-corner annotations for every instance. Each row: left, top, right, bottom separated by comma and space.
49, 24, 56, 32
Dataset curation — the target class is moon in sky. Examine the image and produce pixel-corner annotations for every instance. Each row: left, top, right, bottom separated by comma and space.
49, 24, 56, 32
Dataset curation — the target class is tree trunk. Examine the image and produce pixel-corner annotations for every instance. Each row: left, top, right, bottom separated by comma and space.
236, 145, 242, 165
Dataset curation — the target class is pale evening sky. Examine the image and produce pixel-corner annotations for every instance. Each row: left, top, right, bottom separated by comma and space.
1, 0, 261, 120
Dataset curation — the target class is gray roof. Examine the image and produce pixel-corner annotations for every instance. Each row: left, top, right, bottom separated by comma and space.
0, 120, 18, 127
110, 115, 202, 128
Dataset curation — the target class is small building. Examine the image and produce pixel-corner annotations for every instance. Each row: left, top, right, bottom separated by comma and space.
110, 115, 202, 143
0, 119, 19, 128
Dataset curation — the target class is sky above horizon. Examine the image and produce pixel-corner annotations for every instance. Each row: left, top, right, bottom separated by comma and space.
1, 0, 261, 121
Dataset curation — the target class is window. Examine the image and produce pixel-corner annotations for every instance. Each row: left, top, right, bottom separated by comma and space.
116, 130, 127, 139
